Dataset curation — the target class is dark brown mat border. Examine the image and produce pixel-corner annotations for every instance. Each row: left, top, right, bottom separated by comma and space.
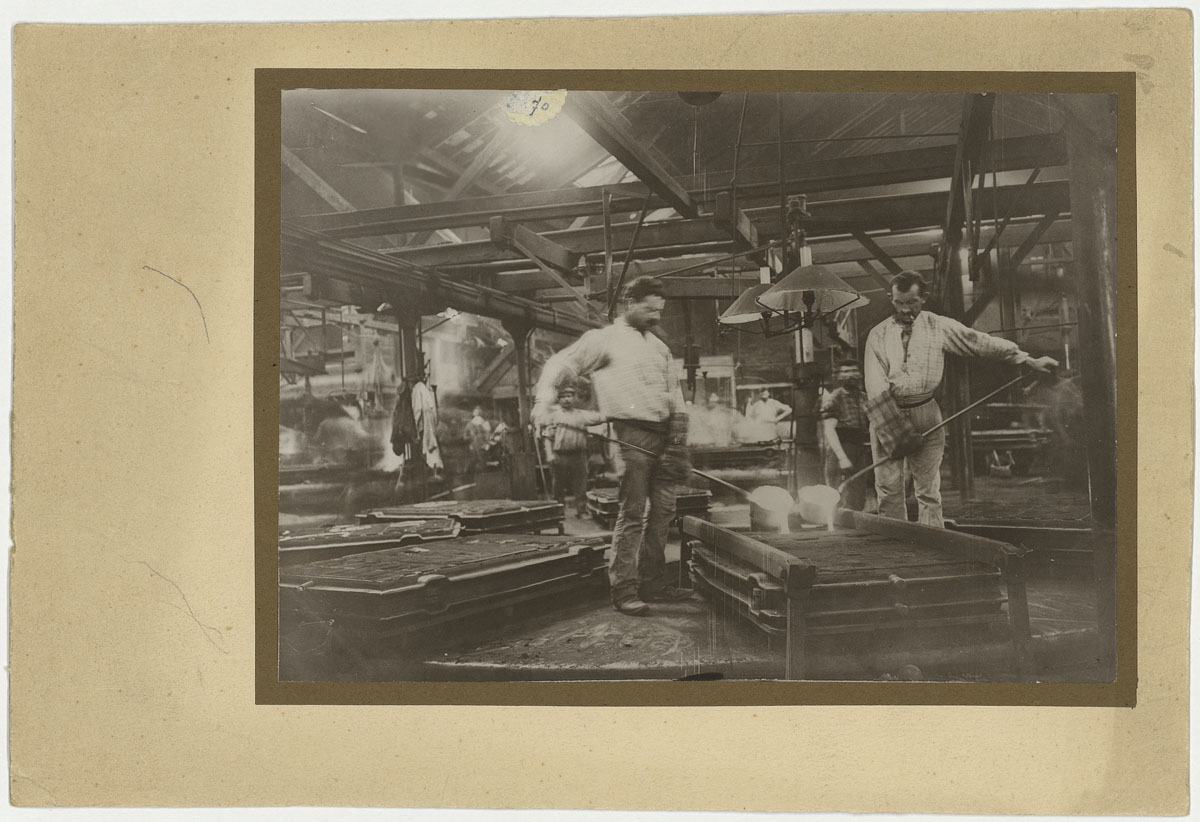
255, 69, 1137, 707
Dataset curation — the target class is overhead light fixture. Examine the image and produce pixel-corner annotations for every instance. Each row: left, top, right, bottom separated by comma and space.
720, 265, 867, 337
756, 264, 869, 317
717, 283, 774, 327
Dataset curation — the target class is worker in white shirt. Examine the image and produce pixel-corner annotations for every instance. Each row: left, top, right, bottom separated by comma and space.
533, 277, 693, 616
864, 270, 1058, 527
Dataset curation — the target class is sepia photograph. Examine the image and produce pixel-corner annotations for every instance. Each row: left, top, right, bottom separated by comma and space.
273, 84, 1122, 687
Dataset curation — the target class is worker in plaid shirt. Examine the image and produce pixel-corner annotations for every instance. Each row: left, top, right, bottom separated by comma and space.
533, 276, 693, 616
864, 271, 1057, 527
821, 360, 871, 511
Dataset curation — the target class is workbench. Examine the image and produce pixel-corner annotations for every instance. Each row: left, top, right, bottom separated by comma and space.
278, 518, 460, 566
681, 510, 1033, 680
585, 485, 711, 531
358, 499, 565, 535
279, 532, 611, 647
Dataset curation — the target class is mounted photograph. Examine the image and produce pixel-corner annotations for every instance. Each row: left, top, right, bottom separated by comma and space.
270, 84, 1123, 688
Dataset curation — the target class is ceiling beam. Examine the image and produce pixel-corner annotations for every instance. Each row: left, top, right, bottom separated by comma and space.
282, 146, 356, 212
850, 228, 904, 275
713, 191, 764, 264
294, 132, 1066, 240
562, 91, 699, 218
493, 219, 604, 320
381, 179, 1071, 269
404, 136, 510, 247
962, 210, 1062, 326
531, 275, 763, 302
856, 260, 893, 291
487, 218, 1072, 293
472, 346, 516, 394
492, 219, 580, 273
281, 222, 601, 336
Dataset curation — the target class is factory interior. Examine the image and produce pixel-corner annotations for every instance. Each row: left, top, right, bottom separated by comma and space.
277, 89, 1118, 683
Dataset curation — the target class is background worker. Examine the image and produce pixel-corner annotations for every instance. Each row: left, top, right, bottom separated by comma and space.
745, 388, 792, 442
540, 385, 602, 518
820, 360, 871, 511
533, 276, 693, 616
864, 270, 1058, 527
461, 405, 492, 479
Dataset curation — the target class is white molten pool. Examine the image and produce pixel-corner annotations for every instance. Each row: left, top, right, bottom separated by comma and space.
748, 485, 796, 533
796, 484, 842, 530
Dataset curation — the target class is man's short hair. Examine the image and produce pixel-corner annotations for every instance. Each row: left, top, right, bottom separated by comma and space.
890, 270, 928, 295
624, 276, 666, 303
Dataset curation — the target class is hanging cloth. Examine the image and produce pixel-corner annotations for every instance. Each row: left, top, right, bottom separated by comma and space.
361, 339, 392, 414
390, 382, 419, 455
410, 381, 444, 471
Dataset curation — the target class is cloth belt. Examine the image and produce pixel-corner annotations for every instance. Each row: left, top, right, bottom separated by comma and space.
896, 397, 934, 410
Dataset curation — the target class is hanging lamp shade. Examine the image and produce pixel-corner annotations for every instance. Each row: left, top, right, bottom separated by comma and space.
756, 264, 869, 316
717, 283, 775, 325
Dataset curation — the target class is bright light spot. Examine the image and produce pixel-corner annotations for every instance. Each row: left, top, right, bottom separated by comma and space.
749, 486, 794, 513
796, 484, 842, 528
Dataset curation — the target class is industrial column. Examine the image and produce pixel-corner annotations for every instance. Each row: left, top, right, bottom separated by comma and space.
1061, 94, 1119, 681
502, 319, 539, 499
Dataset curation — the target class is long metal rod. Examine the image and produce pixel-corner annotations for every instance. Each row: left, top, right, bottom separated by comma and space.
606, 193, 654, 316
729, 92, 750, 193
547, 423, 756, 500
976, 166, 1042, 265
649, 241, 780, 280
602, 188, 614, 317
776, 92, 786, 265
837, 373, 1033, 494
738, 132, 959, 147
985, 320, 1077, 335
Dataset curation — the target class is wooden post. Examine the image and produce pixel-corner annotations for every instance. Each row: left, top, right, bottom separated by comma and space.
943, 248, 974, 500
1003, 556, 1034, 679
389, 164, 408, 246
783, 570, 810, 680
1061, 94, 1118, 681
503, 320, 538, 499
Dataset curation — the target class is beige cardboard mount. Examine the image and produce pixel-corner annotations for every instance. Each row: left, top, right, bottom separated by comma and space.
11, 11, 1192, 812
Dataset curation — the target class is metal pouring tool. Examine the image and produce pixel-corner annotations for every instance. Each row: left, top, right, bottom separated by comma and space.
582, 427, 760, 501
835, 372, 1038, 497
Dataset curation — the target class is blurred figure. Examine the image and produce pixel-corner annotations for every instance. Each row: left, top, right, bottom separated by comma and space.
541, 386, 603, 517
486, 415, 510, 470
744, 388, 791, 442
313, 414, 372, 467
706, 393, 738, 447
687, 394, 718, 447
820, 360, 871, 511
462, 405, 492, 478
